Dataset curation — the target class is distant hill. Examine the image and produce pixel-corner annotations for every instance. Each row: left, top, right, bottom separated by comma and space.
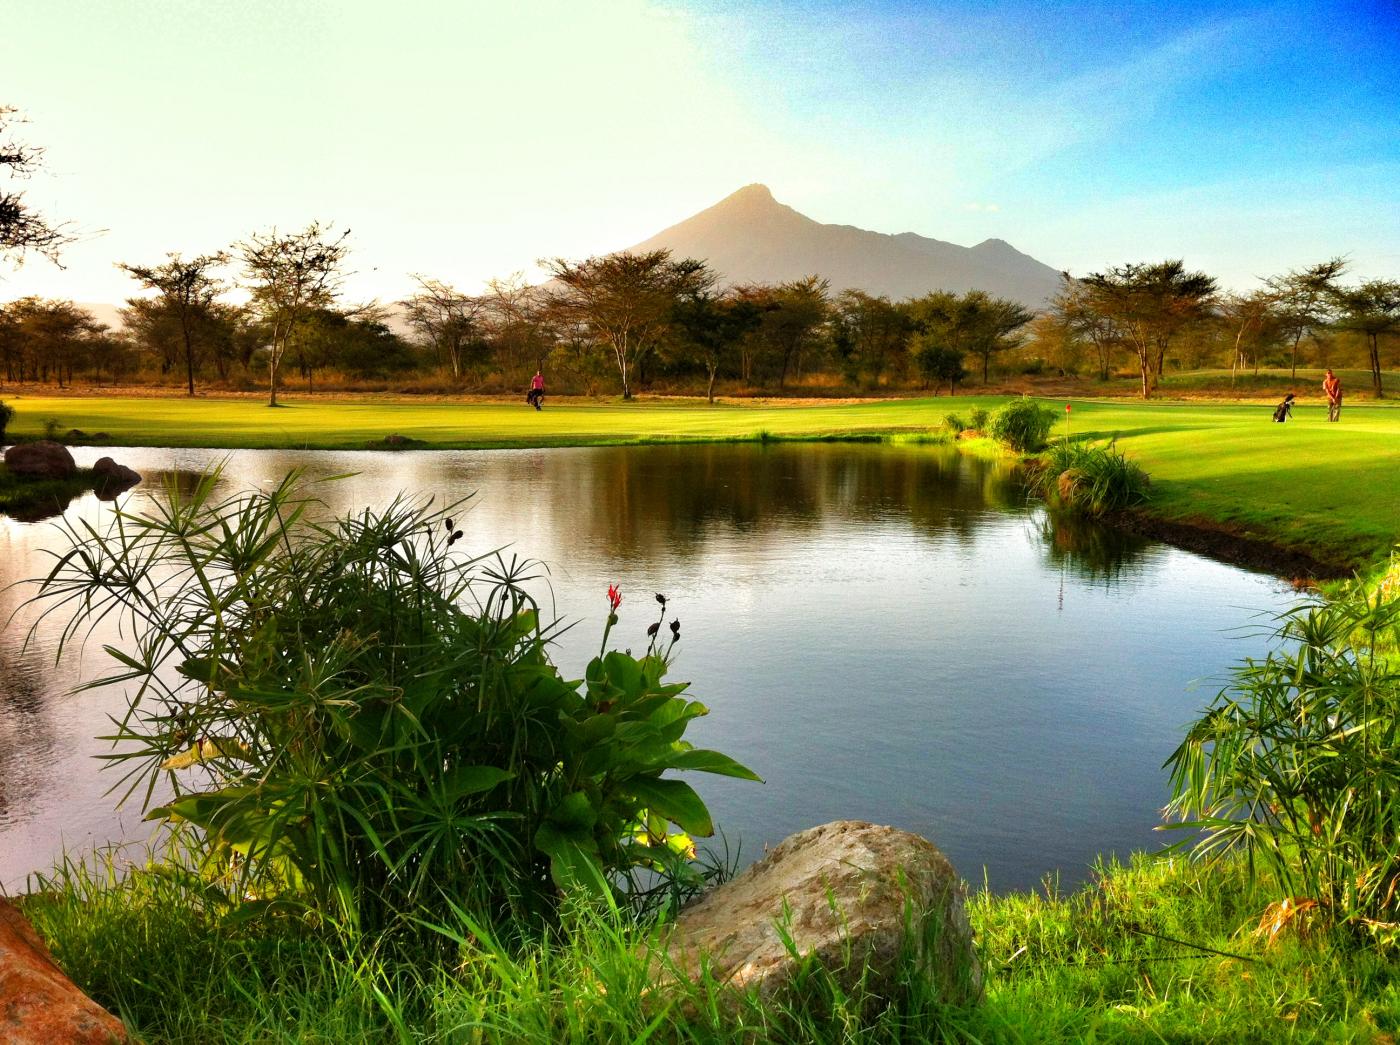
625, 184, 1061, 308
76, 302, 127, 329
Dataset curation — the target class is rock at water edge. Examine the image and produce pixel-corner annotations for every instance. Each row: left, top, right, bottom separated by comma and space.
651, 820, 980, 1009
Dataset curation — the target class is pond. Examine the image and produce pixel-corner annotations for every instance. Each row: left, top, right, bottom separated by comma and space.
0, 442, 1291, 894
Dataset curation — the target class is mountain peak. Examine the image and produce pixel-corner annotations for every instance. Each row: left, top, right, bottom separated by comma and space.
626, 187, 1060, 307
723, 183, 775, 204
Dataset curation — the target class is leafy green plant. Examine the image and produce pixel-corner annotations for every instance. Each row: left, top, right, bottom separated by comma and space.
1164, 586, 1400, 926
968, 407, 989, 432
0, 398, 13, 442
986, 397, 1058, 453
1032, 440, 1150, 514
30, 473, 758, 931
942, 412, 967, 432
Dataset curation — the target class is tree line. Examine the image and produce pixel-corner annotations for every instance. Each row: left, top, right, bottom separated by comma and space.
2, 101, 1396, 403
3, 232, 1397, 402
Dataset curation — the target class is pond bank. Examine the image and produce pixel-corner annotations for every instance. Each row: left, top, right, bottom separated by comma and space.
5, 392, 1393, 576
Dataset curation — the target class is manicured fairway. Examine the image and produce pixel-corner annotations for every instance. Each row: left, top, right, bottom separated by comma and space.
5, 392, 1398, 568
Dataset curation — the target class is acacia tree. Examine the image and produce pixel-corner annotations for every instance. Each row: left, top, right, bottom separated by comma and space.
1, 107, 71, 266
1218, 288, 1281, 384
236, 222, 350, 406
4, 297, 101, 385
1333, 280, 1400, 398
1265, 257, 1346, 378
483, 273, 553, 379
402, 275, 489, 381
1081, 260, 1217, 398
1053, 276, 1121, 381
831, 290, 910, 388
669, 290, 762, 404
545, 250, 712, 399
906, 290, 1031, 386
119, 252, 228, 395
971, 294, 1033, 383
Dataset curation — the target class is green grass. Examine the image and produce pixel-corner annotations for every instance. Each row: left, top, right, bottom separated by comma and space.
19, 850, 1400, 1043
6, 389, 1400, 568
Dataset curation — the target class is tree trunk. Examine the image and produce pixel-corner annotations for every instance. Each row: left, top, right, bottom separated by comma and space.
706, 366, 717, 405
1371, 335, 1383, 398
1291, 333, 1301, 379
183, 322, 196, 396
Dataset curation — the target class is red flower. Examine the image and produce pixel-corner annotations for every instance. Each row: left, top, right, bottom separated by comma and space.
607, 584, 622, 611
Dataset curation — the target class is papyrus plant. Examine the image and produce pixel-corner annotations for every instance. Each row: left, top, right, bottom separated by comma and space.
29, 472, 758, 931
1163, 586, 1400, 927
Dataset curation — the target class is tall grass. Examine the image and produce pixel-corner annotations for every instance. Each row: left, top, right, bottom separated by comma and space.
986, 397, 1058, 453
21, 846, 1400, 1042
1032, 440, 1151, 515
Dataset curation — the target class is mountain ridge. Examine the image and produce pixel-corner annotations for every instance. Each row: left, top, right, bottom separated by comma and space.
625, 184, 1061, 307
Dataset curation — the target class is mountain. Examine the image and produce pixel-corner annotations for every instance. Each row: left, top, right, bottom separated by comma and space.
77, 302, 128, 329
625, 184, 1061, 308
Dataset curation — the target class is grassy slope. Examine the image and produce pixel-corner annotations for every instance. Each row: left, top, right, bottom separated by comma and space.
7, 390, 1399, 568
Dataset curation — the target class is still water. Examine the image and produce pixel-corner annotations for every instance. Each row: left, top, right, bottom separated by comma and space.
0, 443, 1291, 893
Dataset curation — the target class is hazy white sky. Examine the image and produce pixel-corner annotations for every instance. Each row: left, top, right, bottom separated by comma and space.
4, 0, 1397, 304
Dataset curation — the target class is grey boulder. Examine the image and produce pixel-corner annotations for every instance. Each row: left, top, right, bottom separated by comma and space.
650, 820, 980, 1009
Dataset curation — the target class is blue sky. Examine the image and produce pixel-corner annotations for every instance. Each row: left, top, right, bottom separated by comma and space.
4, 0, 1397, 302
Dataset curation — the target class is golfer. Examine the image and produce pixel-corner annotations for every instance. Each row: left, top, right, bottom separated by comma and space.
1323, 368, 1342, 422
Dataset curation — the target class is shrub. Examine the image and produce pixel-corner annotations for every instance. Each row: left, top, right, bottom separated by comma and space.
986, 397, 1058, 452
30, 474, 758, 932
1032, 440, 1150, 514
0, 399, 11, 442
968, 407, 989, 432
1164, 586, 1400, 926
942, 412, 967, 432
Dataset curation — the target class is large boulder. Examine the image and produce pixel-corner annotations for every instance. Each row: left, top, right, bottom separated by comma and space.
651, 820, 979, 1009
91, 458, 141, 499
4, 441, 76, 481
0, 898, 127, 1043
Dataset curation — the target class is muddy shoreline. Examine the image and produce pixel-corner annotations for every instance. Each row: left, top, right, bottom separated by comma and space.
1104, 508, 1355, 582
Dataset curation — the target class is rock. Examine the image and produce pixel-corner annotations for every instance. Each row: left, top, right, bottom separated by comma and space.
4, 441, 77, 481
0, 898, 127, 1043
1056, 467, 1086, 505
651, 820, 979, 1009
91, 458, 141, 498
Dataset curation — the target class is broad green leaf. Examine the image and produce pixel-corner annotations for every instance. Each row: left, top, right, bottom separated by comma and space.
661, 748, 763, 782
547, 790, 598, 832
534, 823, 605, 895
628, 777, 714, 836
444, 765, 514, 798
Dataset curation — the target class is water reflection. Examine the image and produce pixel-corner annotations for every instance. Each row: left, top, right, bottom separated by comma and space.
0, 442, 1289, 892
1037, 510, 1156, 584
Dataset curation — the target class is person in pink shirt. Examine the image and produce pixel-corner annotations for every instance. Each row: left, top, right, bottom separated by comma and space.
527, 370, 545, 410
1323, 369, 1342, 422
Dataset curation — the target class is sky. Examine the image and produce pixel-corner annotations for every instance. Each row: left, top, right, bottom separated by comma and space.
3, 0, 1397, 305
